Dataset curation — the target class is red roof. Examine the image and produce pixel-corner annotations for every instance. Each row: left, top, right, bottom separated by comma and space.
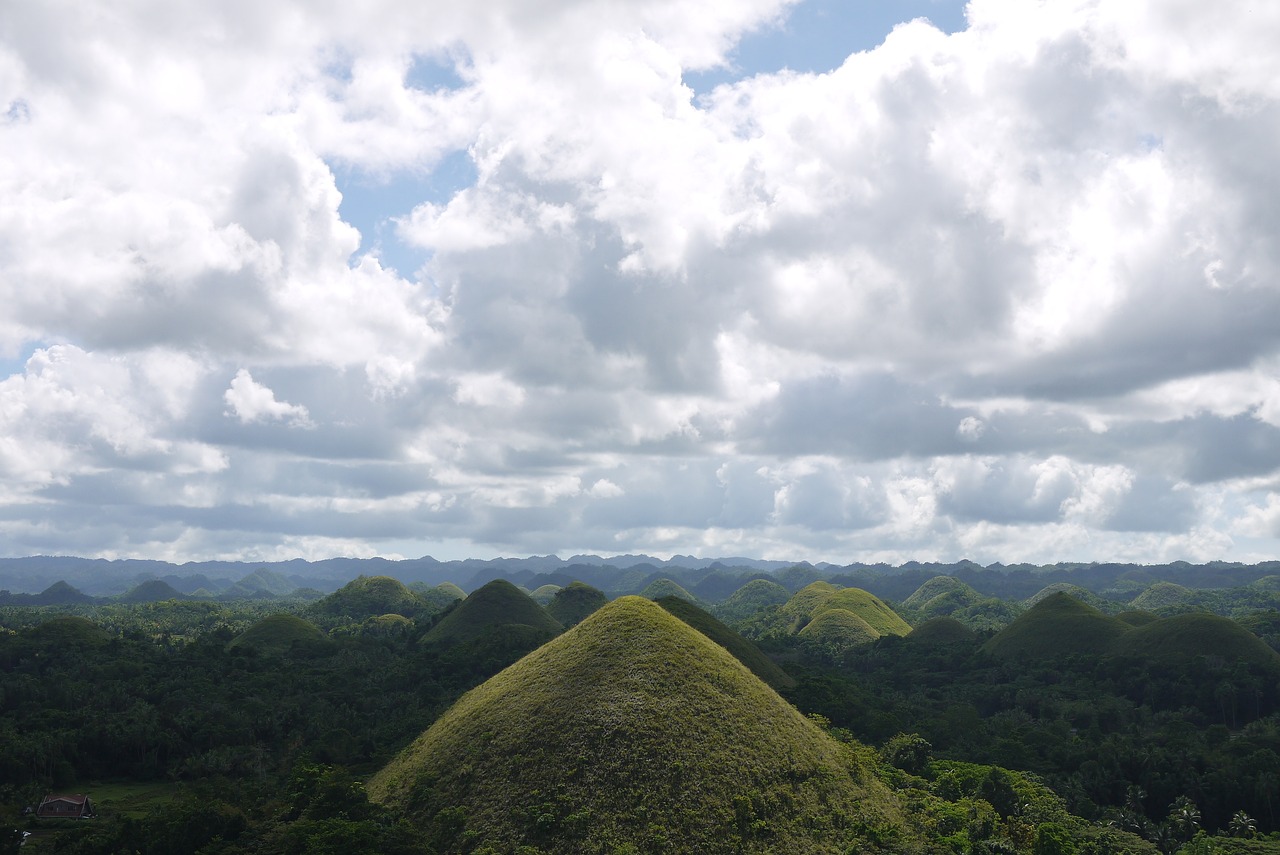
36, 794, 92, 818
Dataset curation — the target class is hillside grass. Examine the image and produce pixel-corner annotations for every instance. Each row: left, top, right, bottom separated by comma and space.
422, 579, 563, 645
813, 588, 913, 636
716, 578, 790, 624
545, 581, 608, 627
982, 592, 1131, 661
310, 575, 427, 619
1113, 612, 1280, 667
653, 595, 795, 689
226, 614, 328, 656
370, 597, 913, 854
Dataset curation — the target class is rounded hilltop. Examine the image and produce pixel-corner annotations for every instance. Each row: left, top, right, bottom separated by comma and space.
421, 578, 562, 644
370, 596, 910, 854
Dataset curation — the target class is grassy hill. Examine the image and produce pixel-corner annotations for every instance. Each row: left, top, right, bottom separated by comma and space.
34, 580, 95, 605
311, 575, 427, 619
1025, 583, 1115, 612
422, 579, 563, 645
546, 581, 608, 627
797, 608, 880, 656
411, 581, 466, 610
638, 577, 699, 604
227, 614, 329, 656
654, 595, 795, 689
119, 579, 186, 603
369, 596, 911, 853
1112, 613, 1280, 668
982, 593, 1131, 661
902, 575, 983, 611
1130, 581, 1197, 612
813, 588, 912, 636
716, 578, 790, 624
779, 581, 840, 629
529, 583, 561, 605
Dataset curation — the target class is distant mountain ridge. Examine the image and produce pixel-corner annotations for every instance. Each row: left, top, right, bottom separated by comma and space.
3, 555, 1280, 606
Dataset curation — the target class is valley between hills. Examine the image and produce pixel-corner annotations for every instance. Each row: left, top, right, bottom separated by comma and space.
3, 559, 1280, 853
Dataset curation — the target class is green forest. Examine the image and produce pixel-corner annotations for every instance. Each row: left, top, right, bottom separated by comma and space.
3, 565, 1280, 854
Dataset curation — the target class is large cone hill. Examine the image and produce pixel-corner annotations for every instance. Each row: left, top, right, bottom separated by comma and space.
369, 596, 910, 854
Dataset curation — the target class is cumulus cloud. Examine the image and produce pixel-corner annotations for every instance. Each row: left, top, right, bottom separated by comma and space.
223, 370, 313, 427
3, 0, 1280, 563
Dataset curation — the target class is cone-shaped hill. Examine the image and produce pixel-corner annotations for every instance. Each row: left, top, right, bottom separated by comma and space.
422, 579, 563, 645
546, 580, 608, 627
310, 575, 426, 619
780, 580, 840, 626
1130, 581, 1197, 612
227, 614, 329, 656
813, 588, 912, 636
717, 578, 790, 624
654, 596, 795, 689
529, 583, 562, 605
369, 597, 908, 853
779, 582, 911, 638
1024, 583, 1113, 611
35, 580, 94, 605
982, 593, 1131, 661
902, 575, 983, 612
907, 616, 977, 646
798, 608, 880, 656
638, 577, 698, 603
1112, 613, 1280, 668
119, 579, 186, 603
411, 581, 466, 610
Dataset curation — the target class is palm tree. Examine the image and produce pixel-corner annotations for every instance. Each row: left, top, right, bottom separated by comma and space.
1172, 793, 1198, 839
1229, 810, 1257, 838
1167, 796, 1201, 842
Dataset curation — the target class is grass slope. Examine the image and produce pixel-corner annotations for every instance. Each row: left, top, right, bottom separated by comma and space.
1130, 581, 1197, 612
780, 581, 840, 627
422, 579, 563, 645
1024, 583, 1114, 612
982, 593, 1131, 661
638, 577, 698, 603
311, 575, 426, 619
529, 584, 562, 605
1113, 613, 1280, 668
369, 597, 910, 854
119, 579, 186, 603
813, 588, 913, 637
902, 576, 982, 611
545, 581, 608, 628
654, 596, 795, 689
798, 609, 880, 655
717, 578, 790, 624
227, 614, 328, 656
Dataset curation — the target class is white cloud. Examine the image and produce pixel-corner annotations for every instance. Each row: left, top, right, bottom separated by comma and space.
223, 369, 313, 427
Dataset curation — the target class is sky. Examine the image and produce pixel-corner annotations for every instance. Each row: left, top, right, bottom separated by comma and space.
3, 0, 1280, 566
